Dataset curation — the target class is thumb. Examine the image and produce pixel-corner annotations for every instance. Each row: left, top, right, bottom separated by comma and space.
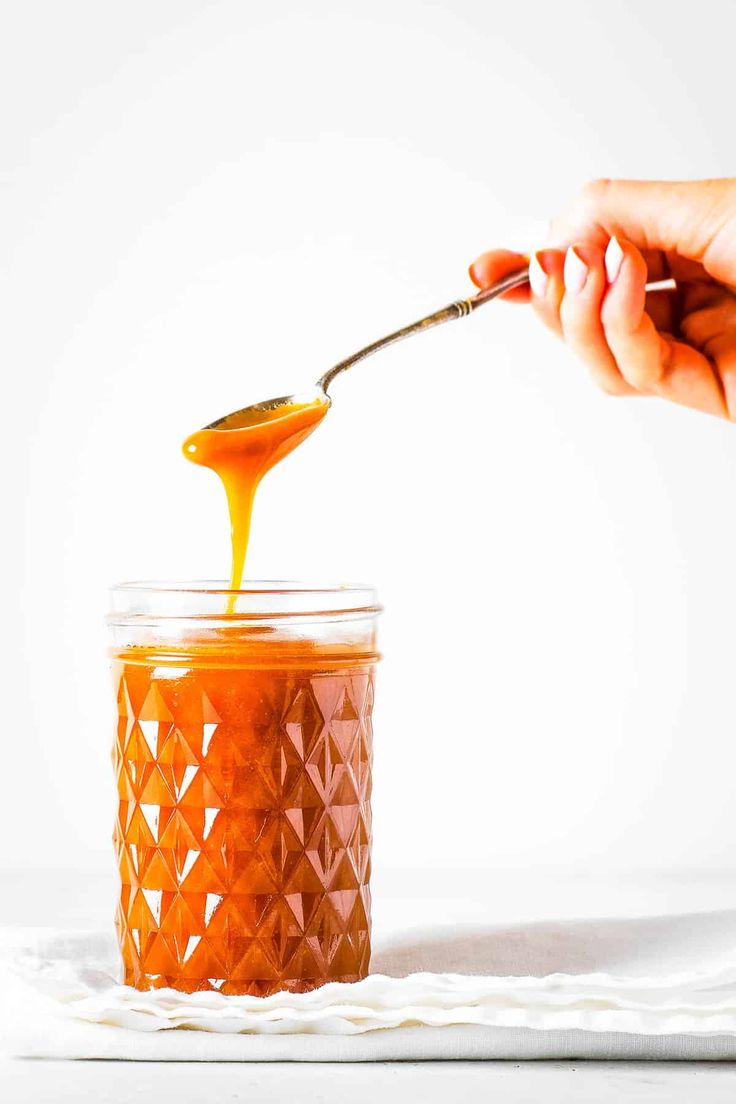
550, 178, 736, 286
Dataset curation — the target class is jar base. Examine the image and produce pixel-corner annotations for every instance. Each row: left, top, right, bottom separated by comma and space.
121, 967, 369, 997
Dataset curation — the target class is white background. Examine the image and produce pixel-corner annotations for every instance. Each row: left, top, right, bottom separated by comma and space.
2, 0, 736, 881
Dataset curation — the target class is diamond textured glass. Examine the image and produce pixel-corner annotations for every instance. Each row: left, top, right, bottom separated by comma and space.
108, 582, 380, 996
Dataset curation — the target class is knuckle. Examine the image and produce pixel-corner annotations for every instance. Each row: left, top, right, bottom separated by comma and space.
553, 181, 614, 248
680, 305, 735, 354
599, 379, 628, 397
579, 177, 612, 208
679, 311, 706, 343
571, 351, 630, 397
563, 319, 598, 349
531, 301, 561, 334
560, 300, 599, 340
618, 361, 662, 391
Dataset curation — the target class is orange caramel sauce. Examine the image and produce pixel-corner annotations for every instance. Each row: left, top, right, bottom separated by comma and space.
182, 396, 329, 589
112, 639, 375, 995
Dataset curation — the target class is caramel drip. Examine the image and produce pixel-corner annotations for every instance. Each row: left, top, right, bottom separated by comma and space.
183, 397, 329, 589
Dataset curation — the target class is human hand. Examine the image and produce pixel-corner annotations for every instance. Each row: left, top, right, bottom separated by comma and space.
469, 179, 736, 419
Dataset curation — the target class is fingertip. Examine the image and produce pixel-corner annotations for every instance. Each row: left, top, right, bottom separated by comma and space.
527, 248, 565, 335
468, 252, 495, 288
468, 261, 484, 288
604, 236, 625, 284
467, 249, 528, 290
528, 251, 549, 298
605, 236, 647, 284
561, 242, 606, 299
563, 246, 589, 295
602, 237, 648, 325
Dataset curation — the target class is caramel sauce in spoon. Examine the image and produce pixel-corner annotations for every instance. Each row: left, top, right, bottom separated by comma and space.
182, 395, 329, 589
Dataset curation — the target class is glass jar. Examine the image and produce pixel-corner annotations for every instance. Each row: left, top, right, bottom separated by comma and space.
108, 581, 380, 997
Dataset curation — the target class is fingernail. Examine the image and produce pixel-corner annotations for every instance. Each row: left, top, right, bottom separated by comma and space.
605, 236, 624, 283
564, 246, 588, 294
528, 252, 548, 297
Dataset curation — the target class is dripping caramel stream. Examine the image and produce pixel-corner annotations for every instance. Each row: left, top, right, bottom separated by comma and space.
182, 396, 329, 591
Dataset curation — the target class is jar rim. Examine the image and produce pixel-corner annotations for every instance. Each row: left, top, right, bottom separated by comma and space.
111, 579, 378, 596
108, 580, 381, 624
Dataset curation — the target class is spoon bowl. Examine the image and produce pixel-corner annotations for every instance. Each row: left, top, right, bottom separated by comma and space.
203, 389, 330, 431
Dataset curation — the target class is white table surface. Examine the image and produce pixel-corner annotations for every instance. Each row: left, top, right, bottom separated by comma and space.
2, 865, 736, 1101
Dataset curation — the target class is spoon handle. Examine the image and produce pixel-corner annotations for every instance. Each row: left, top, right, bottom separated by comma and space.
318, 267, 530, 393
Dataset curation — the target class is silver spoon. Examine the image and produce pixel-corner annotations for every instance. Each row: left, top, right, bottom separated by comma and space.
203, 267, 531, 429
203, 265, 674, 429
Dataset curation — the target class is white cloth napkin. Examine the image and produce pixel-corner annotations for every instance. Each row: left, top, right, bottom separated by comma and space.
4, 911, 736, 1060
